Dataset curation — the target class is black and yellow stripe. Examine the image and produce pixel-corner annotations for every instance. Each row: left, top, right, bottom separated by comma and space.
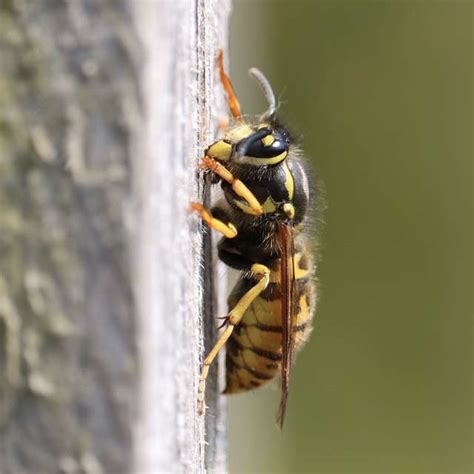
224, 249, 314, 394
195, 51, 317, 424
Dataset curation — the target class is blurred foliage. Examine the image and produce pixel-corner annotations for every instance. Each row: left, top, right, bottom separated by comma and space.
229, 1, 472, 473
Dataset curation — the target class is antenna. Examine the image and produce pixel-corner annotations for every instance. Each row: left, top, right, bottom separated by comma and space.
248, 67, 277, 119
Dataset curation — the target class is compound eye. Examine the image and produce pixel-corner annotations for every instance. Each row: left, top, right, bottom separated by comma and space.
245, 130, 289, 159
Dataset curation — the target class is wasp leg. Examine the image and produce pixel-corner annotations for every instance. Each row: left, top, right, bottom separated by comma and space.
200, 156, 263, 216
190, 203, 238, 238
198, 263, 271, 415
217, 49, 242, 120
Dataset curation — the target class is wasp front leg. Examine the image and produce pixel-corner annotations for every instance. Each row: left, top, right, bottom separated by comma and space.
197, 263, 271, 416
199, 156, 263, 216
217, 49, 242, 120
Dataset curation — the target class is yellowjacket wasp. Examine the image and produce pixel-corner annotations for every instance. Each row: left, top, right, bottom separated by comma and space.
192, 51, 316, 427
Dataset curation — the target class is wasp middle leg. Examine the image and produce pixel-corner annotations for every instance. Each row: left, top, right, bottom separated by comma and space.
189, 203, 238, 238
197, 263, 271, 415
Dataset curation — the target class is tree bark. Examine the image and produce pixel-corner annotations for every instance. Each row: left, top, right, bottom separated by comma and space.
0, 0, 230, 472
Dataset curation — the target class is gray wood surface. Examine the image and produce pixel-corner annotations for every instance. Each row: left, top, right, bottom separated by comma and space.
0, 0, 231, 472
132, 1, 230, 472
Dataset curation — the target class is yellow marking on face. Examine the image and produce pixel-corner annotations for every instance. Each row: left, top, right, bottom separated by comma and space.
225, 124, 254, 143
207, 140, 232, 161
283, 162, 294, 199
262, 134, 275, 147
239, 151, 288, 166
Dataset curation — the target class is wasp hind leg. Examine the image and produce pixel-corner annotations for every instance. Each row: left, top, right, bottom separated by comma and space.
198, 263, 271, 416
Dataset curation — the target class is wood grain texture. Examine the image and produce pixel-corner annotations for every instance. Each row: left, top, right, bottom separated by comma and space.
0, 0, 231, 472
0, 1, 140, 472
131, 0, 231, 472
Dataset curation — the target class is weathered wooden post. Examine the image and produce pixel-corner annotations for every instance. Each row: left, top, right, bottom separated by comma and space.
0, 1, 230, 472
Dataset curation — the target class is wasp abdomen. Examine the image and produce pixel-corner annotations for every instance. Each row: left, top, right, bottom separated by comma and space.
224, 249, 315, 394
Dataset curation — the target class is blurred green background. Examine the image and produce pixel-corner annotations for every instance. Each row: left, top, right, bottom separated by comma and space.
229, 1, 473, 473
